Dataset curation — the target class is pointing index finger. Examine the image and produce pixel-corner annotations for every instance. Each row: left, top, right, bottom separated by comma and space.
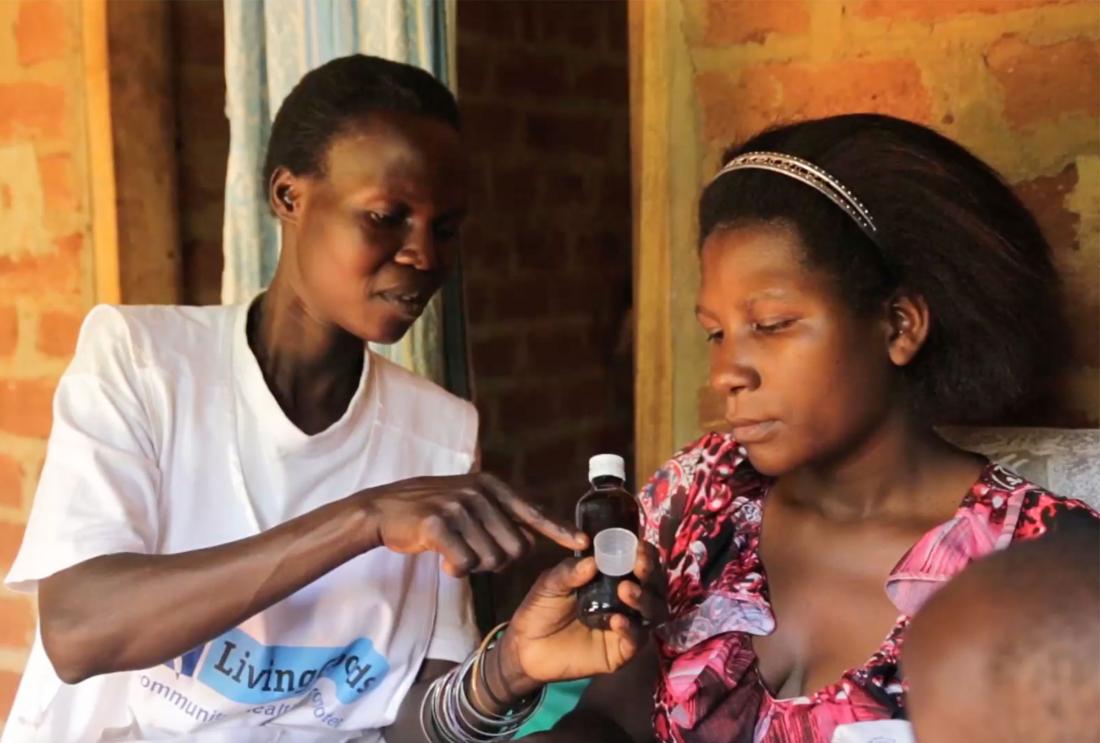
477, 473, 587, 550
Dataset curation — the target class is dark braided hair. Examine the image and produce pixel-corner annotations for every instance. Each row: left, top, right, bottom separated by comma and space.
699, 114, 1068, 424
262, 54, 460, 192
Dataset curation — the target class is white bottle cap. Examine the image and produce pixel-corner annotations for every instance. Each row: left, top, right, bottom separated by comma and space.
588, 453, 626, 483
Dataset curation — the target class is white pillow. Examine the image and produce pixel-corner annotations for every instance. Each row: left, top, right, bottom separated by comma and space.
938, 427, 1100, 509
831, 720, 914, 743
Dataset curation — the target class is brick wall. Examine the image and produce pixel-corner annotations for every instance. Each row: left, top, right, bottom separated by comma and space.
0, 0, 97, 723
685, 0, 1100, 433
456, 0, 633, 614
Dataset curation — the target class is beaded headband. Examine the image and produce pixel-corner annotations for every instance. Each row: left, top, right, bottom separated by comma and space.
710, 151, 879, 243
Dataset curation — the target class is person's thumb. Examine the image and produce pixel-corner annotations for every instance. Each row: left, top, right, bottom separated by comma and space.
535, 556, 598, 598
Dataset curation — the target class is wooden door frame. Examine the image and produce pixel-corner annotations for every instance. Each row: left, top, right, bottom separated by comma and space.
628, 0, 703, 484
83, 0, 121, 305
629, 0, 673, 485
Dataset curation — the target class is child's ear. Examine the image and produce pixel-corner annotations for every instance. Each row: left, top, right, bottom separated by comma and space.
885, 293, 930, 367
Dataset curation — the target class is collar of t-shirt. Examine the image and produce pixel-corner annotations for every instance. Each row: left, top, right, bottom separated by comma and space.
229, 299, 380, 530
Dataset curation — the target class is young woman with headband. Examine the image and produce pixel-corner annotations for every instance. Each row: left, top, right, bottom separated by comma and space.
523, 114, 1098, 743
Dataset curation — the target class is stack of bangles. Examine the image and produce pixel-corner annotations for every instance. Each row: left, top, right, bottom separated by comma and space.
420, 623, 547, 743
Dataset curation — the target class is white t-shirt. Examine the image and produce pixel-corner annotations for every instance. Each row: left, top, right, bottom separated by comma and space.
3, 301, 480, 742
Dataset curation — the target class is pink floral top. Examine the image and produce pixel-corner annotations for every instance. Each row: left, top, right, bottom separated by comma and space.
639, 433, 1098, 743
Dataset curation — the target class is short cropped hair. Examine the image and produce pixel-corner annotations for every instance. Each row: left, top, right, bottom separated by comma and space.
262, 54, 460, 192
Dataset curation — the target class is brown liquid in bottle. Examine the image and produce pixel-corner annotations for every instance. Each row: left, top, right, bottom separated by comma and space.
575, 455, 640, 629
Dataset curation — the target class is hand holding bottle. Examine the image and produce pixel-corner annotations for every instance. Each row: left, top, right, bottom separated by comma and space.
486, 540, 667, 701
574, 454, 642, 628
478, 454, 668, 703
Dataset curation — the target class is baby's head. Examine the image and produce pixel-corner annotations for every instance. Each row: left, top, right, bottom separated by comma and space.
904, 527, 1100, 743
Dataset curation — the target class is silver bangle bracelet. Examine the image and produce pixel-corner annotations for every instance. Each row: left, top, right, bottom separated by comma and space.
419, 632, 547, 743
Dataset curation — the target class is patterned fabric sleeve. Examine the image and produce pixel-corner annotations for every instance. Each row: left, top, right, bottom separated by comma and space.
1012, 490, 1099, 541
637, 437, 708, 564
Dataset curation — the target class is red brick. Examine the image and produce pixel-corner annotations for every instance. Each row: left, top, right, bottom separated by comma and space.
703, 0, 811, 45
521, 435, 579, 484
604, 1, 628, 53
0, 82, 67, 143
558, 377, 608, 419
37, 153, 78, 212
571, 231, 631, 270
0, 669, 20, 720
466, 170, 490, 211
493, 278, 550, 320
463, 218, 495, 251
538, 171, 588, 210
525, 112, 613, 157
985, 35, 1100, 130
0, 232, 85, 297
464, 278, 493, 326
494, 401, 530, 439
456, 42, 492, 96
599, 170, 631, 213
528, 1, 601, 49
474, 395, 497, 434
0, 306, 16, 358
491, 165, 539, 212
496, 50, 569, 98
0, 378, 56, 439
516, 227, 569, 271
696, 59, 933, 144
14, 0, 69, 66
462, 102, 521, 150
498, 387, 561, 435
526, 326, 595, 373
587, 418, 632, 452
0, 453, 23, 509
1014, 163, 1080, 251
463, 237, 512, 276
479, 446, 517, 482
853, 0, 1077, 21
457, 0, 521, 38
0, 593, 34, 648
36, 307, 84, 358
551, 275, 608, 315
572, 61, 629, 104
471, 335, 521, 378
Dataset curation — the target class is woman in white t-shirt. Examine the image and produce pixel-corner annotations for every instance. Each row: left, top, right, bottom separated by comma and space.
4, 56, 664, 742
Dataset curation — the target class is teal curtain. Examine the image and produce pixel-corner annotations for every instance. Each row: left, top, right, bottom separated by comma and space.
222, 0, 456, 385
